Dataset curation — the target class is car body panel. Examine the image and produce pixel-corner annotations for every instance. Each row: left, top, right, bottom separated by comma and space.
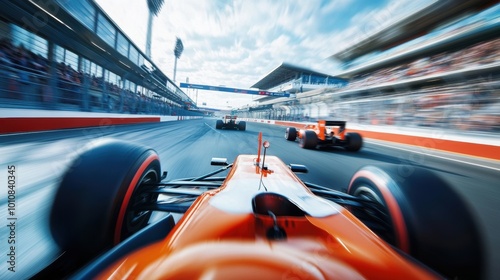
97, 155, 439, 279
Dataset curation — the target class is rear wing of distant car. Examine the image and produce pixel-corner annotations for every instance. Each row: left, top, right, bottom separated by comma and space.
318, 120, 346, 140
323, 121, 346, 127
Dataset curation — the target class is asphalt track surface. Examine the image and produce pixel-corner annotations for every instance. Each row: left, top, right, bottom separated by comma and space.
0, 119, 499, 279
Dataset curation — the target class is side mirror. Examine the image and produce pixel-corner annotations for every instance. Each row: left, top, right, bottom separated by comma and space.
288, 164, 308, 173
211, 157, 228, 166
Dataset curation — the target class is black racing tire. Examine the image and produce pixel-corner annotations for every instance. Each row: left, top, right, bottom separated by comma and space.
345, 132, 363, 151
299, 130, 317, 149
347, 165, 483, 279
285, 127, 297, 141
238, 121, 246, 131
216, 120, 223, 129
50, 139, 161, 260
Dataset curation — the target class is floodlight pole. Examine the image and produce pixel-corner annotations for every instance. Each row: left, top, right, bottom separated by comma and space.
173, 56, 178, 82
146, 12, 153, 58
145, 0, 164, 59
173, 37, 184, 83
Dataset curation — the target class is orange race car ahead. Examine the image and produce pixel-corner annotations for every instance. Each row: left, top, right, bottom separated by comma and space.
36, 133, 482, 279
285, 120, 363, 151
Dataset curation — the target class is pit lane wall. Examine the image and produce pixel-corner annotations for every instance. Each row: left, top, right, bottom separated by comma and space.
0, 108, 201, 134
244, 118, 500, 161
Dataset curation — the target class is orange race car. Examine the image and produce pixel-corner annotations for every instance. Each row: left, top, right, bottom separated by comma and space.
37, 133, 482, 279
285, 120, 363, 151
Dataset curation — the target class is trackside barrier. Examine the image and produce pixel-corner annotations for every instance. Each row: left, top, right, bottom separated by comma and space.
243, 119, 500, 161
0, 108, 201, 134
1, 111, 497, 161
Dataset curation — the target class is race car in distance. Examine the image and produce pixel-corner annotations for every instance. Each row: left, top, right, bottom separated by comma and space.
37, 134, 482, 279
216, 115, 246, 130
285, 120, 362, 151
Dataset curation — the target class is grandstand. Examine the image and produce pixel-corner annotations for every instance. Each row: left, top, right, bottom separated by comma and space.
241, 0, 500, 133
0, 0, 199, 116
251, 62, 347, 96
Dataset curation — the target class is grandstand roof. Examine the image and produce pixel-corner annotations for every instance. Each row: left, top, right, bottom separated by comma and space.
329, 0, 497, 63
250, 62, 336, 90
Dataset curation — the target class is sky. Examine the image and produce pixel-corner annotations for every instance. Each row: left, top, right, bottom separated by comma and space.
94, 0, 435, 110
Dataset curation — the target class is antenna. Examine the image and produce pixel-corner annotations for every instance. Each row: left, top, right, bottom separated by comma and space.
261, 140, 270, 171
256, 132, 262, 165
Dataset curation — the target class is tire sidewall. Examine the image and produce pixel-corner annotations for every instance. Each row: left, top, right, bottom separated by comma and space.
238, 121, 246, 131
301, 130, 317, 149
348, 165, 483, 278
285, 127, 297, 141
216, 120, 223, 129
345, 132, 362, 151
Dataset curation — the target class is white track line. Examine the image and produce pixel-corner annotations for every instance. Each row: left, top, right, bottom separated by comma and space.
368, 140, 500, 172
205, 122, 227, 137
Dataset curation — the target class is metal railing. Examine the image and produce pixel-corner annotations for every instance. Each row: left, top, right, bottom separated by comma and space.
0, 62, 202, 117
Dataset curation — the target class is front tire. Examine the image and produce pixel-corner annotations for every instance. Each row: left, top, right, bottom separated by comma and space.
50, 139, 161, 260
347, 165, 483, 279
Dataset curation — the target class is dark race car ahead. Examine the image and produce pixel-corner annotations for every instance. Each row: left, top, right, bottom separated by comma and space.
216, 115, 246, 130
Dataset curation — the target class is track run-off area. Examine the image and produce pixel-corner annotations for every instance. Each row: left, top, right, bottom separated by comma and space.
0, 118, 499, 279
